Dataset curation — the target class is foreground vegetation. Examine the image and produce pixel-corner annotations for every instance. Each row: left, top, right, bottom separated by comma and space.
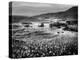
11, 26, 78, 58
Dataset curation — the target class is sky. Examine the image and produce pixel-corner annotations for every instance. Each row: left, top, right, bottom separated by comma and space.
12, 1, 74, 17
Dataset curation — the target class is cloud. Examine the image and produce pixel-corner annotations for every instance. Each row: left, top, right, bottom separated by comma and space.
12, 1, 73, 16
12, 2, 52, 7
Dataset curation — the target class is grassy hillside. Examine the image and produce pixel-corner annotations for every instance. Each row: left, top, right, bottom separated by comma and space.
31, 6, 78, 20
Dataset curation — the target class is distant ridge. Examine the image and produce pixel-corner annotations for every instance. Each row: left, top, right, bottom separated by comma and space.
65, 6, 78, 19
11, 6, 78, 23
31, 6, 78, 20
10, 15, 31, 23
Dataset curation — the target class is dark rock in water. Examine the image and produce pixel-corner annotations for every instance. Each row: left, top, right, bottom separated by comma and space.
62, 32, 64, 33
57, 32, 60, 34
